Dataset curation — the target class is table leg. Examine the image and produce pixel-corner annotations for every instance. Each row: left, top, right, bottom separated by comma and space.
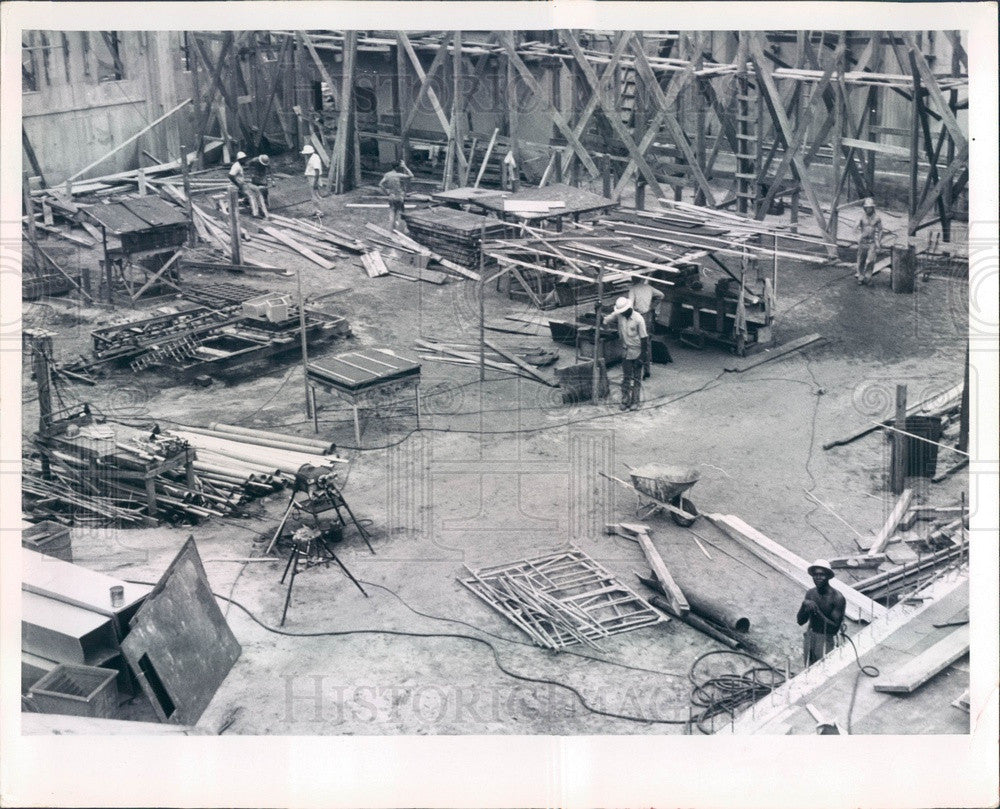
310, 386, 319, 434
145, 476, 158, 521
353, 403, 361, 445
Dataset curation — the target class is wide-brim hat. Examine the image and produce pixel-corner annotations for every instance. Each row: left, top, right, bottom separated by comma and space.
259, 155, 270, 165
807, 559, 834, 577
613, 296, 631, 315
301, 145, 315, 155
862, 197, 875, 208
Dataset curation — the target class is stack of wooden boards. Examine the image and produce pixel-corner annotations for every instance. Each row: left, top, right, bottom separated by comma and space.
460, 545, 662, 650
402, 207, 512, 267
414, 338, 559, 387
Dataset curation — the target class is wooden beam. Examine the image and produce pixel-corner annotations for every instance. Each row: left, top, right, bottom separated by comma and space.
193, 33, 235, 163
749, 35, 836, 251
608, 523, 689, 616
863, 489, 914, 554
558, 31, 631, 177
560, 33, 667, 201
500, 33, 599, 178
628, 37, 718, 206
482, 338, 558, 387
299, 32, 339, 107
706, 514, 886, 622
904, 34, 967, 152
67, 98, 192, 182
910, 141, 968, 234
873, 625, 969, 694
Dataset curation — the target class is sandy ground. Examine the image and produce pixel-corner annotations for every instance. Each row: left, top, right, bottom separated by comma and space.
21, 170, 968, 734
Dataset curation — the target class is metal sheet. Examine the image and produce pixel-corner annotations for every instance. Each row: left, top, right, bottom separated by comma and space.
83, 203, 151, 234
121, 537, 241, 725
308, 348, 421, 391
122, 196, 190, 228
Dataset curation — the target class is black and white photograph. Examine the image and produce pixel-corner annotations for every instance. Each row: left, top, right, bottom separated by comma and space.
1, 3, 997, 807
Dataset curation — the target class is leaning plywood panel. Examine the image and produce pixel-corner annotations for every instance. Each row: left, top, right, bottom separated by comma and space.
121, 537, 241, 725
874, 625, 970, 694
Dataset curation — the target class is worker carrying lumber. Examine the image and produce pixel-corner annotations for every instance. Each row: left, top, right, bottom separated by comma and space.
627, 276, 664, 380
301, 144, 324, 215
378, 160, 415, 233
855, 197, 883, 286
602, 296, 648, 411
228, 151, 262, 218
244, 154, 271, 219
797, 559, 846, 666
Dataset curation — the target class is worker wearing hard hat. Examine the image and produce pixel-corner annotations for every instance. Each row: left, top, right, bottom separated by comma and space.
855, 197, 883, 285
797, 560, 846, 665
301, 144, 324, 215
244, 154, 271, 219
602, 296, 649, 411
228, 151, 261, 218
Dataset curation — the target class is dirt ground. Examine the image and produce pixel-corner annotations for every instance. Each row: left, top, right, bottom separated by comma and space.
21, 167, 969, 734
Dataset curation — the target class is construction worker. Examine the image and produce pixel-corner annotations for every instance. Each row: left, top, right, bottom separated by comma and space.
245, 154, 271, 218
855, 197, 883, 285
228, 151, 261, 218
796, 559, 846, 666
602, 296, 648, 411
378, 160, 415, 233
301, 144, 323, 215
627, 276, 664, 379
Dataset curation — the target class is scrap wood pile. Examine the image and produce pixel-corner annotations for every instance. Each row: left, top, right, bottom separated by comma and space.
460, 545, 662, 650
402, 207, 513, 267
482, 218, 709, 309
414, 338, 559, 387
23, 427, 277, 527
362, 223, 483, 282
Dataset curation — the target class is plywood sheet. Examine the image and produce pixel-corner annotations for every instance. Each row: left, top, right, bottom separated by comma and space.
121, 537, 240, 725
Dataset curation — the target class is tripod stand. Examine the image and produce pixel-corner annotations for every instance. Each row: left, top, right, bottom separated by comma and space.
280, 525, 368, 625
265, 464, 375, 556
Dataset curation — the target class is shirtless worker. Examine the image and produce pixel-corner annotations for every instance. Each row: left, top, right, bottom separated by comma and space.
228, 151, 261, 218
244, 154, 271, 219
378, 160, 415, 233
855, 197, 883, 285
796, 559, 846, 665
602, 296, 648, 411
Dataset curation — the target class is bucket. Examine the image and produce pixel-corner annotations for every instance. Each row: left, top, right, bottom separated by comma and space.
903, 415, 943, 477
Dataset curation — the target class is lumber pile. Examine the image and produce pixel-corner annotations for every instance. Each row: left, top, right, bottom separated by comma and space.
414, 338, 559, 386
402, 208, 512, 267
460, 545, 662, 650
23, 429, 276, 527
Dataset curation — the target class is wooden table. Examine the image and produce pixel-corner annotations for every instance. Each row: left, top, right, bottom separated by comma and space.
466, 183, 619, 230
307, 348, 422, 444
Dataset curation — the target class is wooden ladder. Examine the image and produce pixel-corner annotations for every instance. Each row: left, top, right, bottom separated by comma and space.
734, 66, 760, 214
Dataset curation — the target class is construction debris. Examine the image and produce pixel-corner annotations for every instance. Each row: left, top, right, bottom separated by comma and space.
460, 546, 663, 650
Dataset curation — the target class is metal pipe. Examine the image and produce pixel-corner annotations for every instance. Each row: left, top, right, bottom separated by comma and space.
207, 422, 333, 453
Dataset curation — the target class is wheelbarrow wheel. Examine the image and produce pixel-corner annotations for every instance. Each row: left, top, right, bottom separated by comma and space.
670, 494, 699, 527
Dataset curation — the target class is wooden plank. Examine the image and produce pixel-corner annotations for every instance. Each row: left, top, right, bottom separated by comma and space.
67, 99, 193, 182
724, 334, 823, 373
863, 489, 914, 554
840, 137, 911, 158
500, 34, 599, 178
360, 250, 389, 277
259, 225, 335, 270
482, 338, 558, 387
626, 524, 689, 617
874, 625, 969, 694
706, 514, 886, 622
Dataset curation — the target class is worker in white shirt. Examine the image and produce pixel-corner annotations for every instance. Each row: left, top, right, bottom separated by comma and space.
228, 151, 261, 218
627, 276, 664, 379
602, 296, 648, 411
301, 144, 324, 215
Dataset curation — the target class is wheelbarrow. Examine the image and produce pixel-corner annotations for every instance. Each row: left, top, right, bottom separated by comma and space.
600, 463, 701, 527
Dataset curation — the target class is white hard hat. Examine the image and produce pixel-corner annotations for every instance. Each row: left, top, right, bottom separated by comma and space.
613, 297, 631, 315
807, 559, 835, 578
236, 151, 247, 160
301, 144, 315, 155
862, 197, 875, 208
259, 154, 270, 165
